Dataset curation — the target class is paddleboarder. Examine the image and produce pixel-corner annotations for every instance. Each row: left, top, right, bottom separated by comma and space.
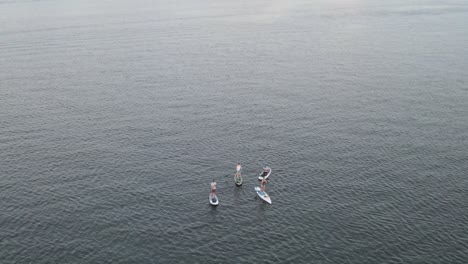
209, 179, 219, 205
261, 177, 267, 191
210, 179, 217, 195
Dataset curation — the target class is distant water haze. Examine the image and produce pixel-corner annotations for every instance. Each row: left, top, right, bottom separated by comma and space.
1, 0, 467, 263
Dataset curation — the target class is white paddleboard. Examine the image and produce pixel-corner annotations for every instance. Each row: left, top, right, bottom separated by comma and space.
258, 167, 271, 180
255, 186, 272, 204
209, 193, 219, 206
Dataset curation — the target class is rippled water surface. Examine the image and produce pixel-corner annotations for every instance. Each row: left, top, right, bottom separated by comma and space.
1, 0, 468, 263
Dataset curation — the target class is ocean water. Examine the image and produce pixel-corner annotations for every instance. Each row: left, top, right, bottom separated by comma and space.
1, 0, 468, 263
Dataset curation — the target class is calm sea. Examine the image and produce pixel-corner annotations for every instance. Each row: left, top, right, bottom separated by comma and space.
1, 0, 467, 263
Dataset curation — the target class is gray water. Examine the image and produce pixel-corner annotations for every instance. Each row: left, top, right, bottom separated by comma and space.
1, 0, 468, 263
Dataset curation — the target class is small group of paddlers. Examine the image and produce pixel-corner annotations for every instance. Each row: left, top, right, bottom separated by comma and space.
210, 163, 268, 194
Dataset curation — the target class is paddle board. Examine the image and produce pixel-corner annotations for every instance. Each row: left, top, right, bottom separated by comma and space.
258, 167, 271, 180
235, 173, 243, 186
255, 186, 271, 204
209, 193, 219, 206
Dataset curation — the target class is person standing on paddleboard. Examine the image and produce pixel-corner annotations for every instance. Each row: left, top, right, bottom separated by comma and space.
236, 163, 241, 172
261, 177, 267, 191
211, 179, 217, 195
